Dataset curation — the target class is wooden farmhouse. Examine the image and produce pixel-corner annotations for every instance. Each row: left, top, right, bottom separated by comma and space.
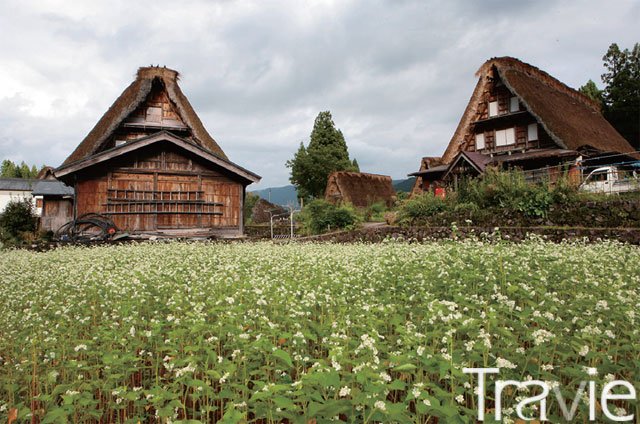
325, 171, 396, 207
54, 66, 260, 237
410, 57, 637, 194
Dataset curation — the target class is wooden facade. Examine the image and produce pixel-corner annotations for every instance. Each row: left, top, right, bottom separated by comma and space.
40, 198, 73, 232
55, 67, 260, 236
73, 144, 242, 232
31, 180, 74, 232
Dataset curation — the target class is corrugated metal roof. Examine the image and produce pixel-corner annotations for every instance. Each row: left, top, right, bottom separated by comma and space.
0, 178, 37, 191
31, 180, 74, 196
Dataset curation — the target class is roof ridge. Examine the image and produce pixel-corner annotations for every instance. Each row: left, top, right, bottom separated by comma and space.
483, 56, 600, 111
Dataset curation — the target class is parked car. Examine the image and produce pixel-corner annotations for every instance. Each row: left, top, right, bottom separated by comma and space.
579, 166, 640, 194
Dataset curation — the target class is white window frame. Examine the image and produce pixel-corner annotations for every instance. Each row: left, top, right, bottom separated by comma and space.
475, 133, 485, 150
506, 127, 515, 145
488, 101, 499, 117
509, 97, 519, 112
528, 123, 538, 141
495, 128, 516, 147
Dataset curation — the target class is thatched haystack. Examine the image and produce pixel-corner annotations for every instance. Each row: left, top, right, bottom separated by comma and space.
325, 171, 396, 207
251, 198, 286, 224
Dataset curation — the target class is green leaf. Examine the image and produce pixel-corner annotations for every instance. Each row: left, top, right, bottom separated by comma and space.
272, 349, 293, 368
393, 363, 417, 372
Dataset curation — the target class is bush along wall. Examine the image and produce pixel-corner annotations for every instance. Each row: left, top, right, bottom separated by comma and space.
397, 169, 640, 229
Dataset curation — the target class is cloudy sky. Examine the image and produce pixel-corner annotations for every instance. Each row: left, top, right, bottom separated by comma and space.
0, 0, 638, 189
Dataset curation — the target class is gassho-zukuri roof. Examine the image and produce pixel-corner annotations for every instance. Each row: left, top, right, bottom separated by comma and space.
61, 66, 227, 166
441, 56, 636, 163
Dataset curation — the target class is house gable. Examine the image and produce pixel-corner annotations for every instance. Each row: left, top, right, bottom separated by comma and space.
441, 57, 636, 164
61, 66, 227, 166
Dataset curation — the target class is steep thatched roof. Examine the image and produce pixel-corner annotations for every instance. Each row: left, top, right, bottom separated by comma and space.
36, 166, 57, 180
251, 198, 286, 224
325, 171, 396, 207
442, 57, 636, 163
62, 66, 226, 166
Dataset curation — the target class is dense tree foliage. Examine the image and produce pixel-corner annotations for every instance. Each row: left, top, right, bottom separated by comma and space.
1, 159, 42, 178
244, 192, 260, 223
580, 43, 640, 150
578, 79, 604, 107
286, 111, 359, 199
601, 43, 640, 150
0, 199, 37, 241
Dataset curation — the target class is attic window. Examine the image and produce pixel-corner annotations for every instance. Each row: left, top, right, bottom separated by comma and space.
146, 107, 162, 123
509, 97, 519, 112
475, 133, 485, 150
528, 123, 538, 141
495, 128, 515, 147
115, 139, 127, 146
488, 101, 499, 117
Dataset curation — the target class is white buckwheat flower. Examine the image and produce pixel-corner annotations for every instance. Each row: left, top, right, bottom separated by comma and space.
374, 400, 386, 411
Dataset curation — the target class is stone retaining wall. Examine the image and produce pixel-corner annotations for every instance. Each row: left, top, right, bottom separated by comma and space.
296, 225, 640, 244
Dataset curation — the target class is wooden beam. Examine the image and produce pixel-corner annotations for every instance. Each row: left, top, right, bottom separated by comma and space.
55, 131, 260, 183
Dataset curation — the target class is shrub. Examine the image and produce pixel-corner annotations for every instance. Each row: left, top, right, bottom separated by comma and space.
458, 169, 555, 218
398, 192, 450, 223
453, 202, 479, 215
0, 199, 37, 242
515, 184, 553, 218
304, 199, 357, 234
551, 172, 579, 205
395, 190, 409, 201
366, 201, 387, 221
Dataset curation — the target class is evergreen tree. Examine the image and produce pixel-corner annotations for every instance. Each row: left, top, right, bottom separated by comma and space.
286, 111, 359, 199
0, 159, 42, 178
601, 43, 640, 150
578, 79, 604, 108
1, 160, 19, 178
19, 161, 31, 179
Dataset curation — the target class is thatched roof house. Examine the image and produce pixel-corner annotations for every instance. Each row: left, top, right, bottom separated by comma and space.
325, 171, 396, 207
55, 66, 260, 237
411, 56, 637, 194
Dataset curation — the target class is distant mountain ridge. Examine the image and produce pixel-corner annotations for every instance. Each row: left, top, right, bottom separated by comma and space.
250, 177, 415, 207
250, 185, 300, 207
393, 177, 415, 193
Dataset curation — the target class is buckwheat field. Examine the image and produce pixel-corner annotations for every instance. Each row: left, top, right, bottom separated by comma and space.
1, 238, 639, 423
